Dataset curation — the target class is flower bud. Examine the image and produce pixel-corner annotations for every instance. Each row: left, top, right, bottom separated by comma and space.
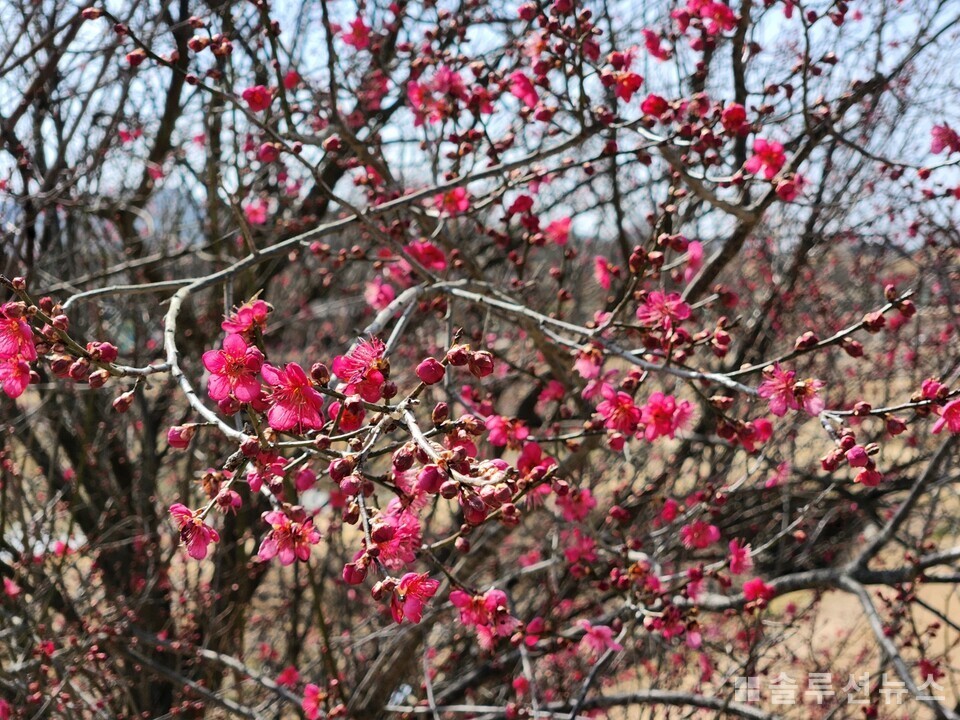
68, 358, 90, 380
417, 464, 446, 494
845, 445, 869, 467
295, 468, 317, 491
794, 331, 819, 350
886, 415, 907, 436
167, 425, 196, 449
499, 503, 521, 526
257, 143, 280, 163
218, 396, 241, 415
392, 444, 415, 472
339, 474, 362, 496
820, 449, 843, 472
310, 362, 330, 385
235, 437, 258, 458
416, 357, 445, 385
446, 345, 470, 366
49, 355, 72, 377
439, 479, 460, 499
842, 338, 864, 358
370, 523, 396, 544
432, 402, 449, 425
458, 414, 484, 434
328, 456, 356, 482
342, 561, 367, 585
862, 311, 886, 332
461, 492, 488, 524
112, 390, 135, 413
467, 351, 494, 378
87, 369, 110, 389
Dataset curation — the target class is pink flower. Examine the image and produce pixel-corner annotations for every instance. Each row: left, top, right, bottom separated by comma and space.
364, 278, 396, 310
721, 103, 747, 133
636, 291, 691, 328
544, 216, 571, 245
406, 66, 470, 125
276, 665, 300, 688
242, 85, 273, 112
640, 392, 693, 440
538, 380, 566, 404
680, 520, 720, 549
0, 304, 36, 360
0, 356, 31, 398
578, 621, 623, 657
596, 385, 642, 434
169, 503, 220, 560
758, 364, 824, 417
342, 17, 371, 49
574, 346, 604, 380
516, 442, 556, 479
758, 364, 796, 416
932, 399, 960, 435
485, 415, 530, 448
261, 362, 325, 433
728, 539, 753, 575
641, 93, 669, 118
364, 498, 422, 569
557, 487, 596, 522
434, 187, 471, 215
391, 572, 440, 623
922, 378, 947, 400
258, 510, 321, 565
243, 198, 269, 225
744, 138, 786, 179
328, 399, 365, 432
661, 497, 679, 522
698, 0, 737, 34
202, 334, 263, 403
302, 683, 322, 720
743, 577, 775, 602
507, 194, 534, 215
683, 241, 704, 285
931, 124, 960, 155
594, 256, 620, 290
642, 28, 671, 60
404, 240, 448, 273
450, 588, 521, 649
563, 528, 597, 564
3, 577, 21, 598
612, 71, 643, 101
509, 72, 539, 109
221, 299, 271, 335
332, 337, 387, 402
